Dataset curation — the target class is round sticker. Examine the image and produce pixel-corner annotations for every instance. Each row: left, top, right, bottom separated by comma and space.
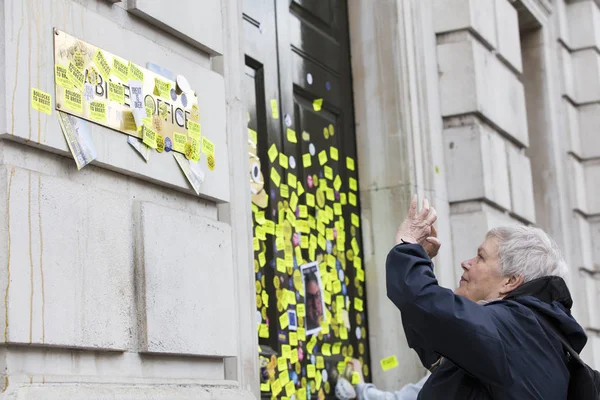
254, 260, 259, 273
181, 93, 188, 107
164, 137, 172, 152
207, 154, 216, 171
285, 114, 292, 127
324, 381, 331, 394
313, 175, 319, 187
256, 294, 262, 308
329, 124, 335, 136
145, 96, 155, 113
359, 342, 364, 355
274, 276, 281, 289
346, 249, 354, 261
256, 310, 262, 324
251, 162, 261, 183
363, 364, 369, 377
262, 307, 267, 320
175, 108, 185, 126
316, 190, 326, 208
338, 269, 344, 282
170, 88, 178, 101
156, 135, 165, 153
361, 327, 366, 339
307, 73, 313, 85
356, 312, 362, 325
322, 369, 328, 382
307, 175, 314, 188
289, 155, 296, 169
184, 142, 193, 160
348, 345, 354, 357
358, 285, 363, 297
356, 326, 362, 340
309, 143, 316, 156
296, 362, 302, 375
323, 127, 329, 139
255, 280, 262, 293
283, 221, 293, 240
326, 81, 331, 91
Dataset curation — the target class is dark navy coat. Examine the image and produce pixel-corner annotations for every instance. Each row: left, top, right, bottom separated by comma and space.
386, 243, 587, 399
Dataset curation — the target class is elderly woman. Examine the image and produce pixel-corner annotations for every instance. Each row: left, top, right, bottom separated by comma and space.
386, 195, 588, 399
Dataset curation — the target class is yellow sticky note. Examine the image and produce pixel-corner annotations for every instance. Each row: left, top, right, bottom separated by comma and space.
302, 153, 312, 168
334, 175, 342, 192
260, 382, 270, 392
297, 303, 305, 318
128, 62, 144, 82
31, 88, 52, 115
262, 291, 269, 305
299, 205, 308, 218
287, 128, 297, 143
307, 364, 316, 378
253, 237, 259, 251
380, 355, 399, 371
334, 203, 342, 215
315, 371, 322, 390
258, 323, 269, 338
352, 372, 360, 384
290, 348, 299, 364
297, 388, 306, 398
276, 258, 286, 272
271, 99, 279, 119
333, 280, 342, 294
322, 343, 331, 356
278, 357, 287, 371
173, 132, 187, 153
349, 192, 357, 206
357, 268, 365, 281
108, 81, 125, 104
258, 252, 266, 267
324, 166, 333, 180
142, 126, 157, 149
297, 327, 306, 341
318, 150, 328, 166
340, 327, 348, 340
55, 65, 71, 88
281, 345, 292, 359
248, 128, 257, 144
188, 120, 201, 140
347, 157, 355, 171
64, 88, 83, 112
154, 77, 172, 99
288, 173, 297, 189
306, 193, 315, 207
297, 182, 305, 196
93, 49, 112, 78
354, 297, 364, 312
89, 101, 107, 122
279, 153, 289, 169
316, 356, 324, 369
202, 137, 215, 156
332, 342, 342, 354
349, 177, 358, 191
264, 220, 275, 235
290, 192, 299, 211
351, 213, 360, 227
271, 168, 281, 187
285, 380, 295, 396
66, 61, 85, 91
280, 184, 289, 198
290, 332, 298, 346
352, 238, 360, 256
271, 380, 282, 397
313, 98, 323, 111
268, 143, 279, 163
330, 146, 339, 161
112, 57, 129, 82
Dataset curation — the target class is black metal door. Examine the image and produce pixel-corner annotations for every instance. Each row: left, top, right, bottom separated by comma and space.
244, 1, 370, 398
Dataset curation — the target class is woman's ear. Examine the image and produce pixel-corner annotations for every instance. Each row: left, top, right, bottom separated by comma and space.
504, 275, 524, 293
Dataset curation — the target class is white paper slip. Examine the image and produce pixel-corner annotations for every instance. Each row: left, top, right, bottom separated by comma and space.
57, 111, 97, 170
173, 153, 205, 195
127, 135, 151, 162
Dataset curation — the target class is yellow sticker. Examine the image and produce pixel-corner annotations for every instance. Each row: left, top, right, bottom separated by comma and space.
349, 177, 358, 191
333, 280, 342, 294
302, 131, 310, 141
270, 99, 279, 119
112, 57, 129, 82
108, 81, 125, 104
207, 154, 215, 170
262, 290, 269, 306
354, 297, 363, 312
278, 357, 288, 371
268, 143, 279, 163
332, 342, 342, 354
281, 344, 292, 359
297, 182, 305, 196
248, 128, 257, 144
67, 61, 85, 91
346, 157, 355, 171
172, 132, 187, 153
380, 355, 399, 371
63, 88, 83, 112
330, 146, 339, 161
307, 364, 316, 378
184, 142, 193, 160
287, 128, 297, 143
357, 268, 365, 282
285, 380, 296, 396
301, 154, 312, 169
306, 193, 315, 207
93, 49, 112, 78
279, 153, 289, 169
288, 173, 297, 189
329, 124, 335, 136
260, 382, 270, 392
89, 101, 107, 122
297, 327, 306, 341
31, 88, 52, 115
271, 380, 282, 397
258, 252, 266, 267
55, 65, 71, 88
188, 120, 201, 140
316, 356, 324, 369
313, 98, 323, 111
290, 192, 299, 211
332, 176, 342, 192
280, 184, 289, 198
155, 134, 165, 153
73, 51, 85, 70
351, 372, 360, 384
279, 312, 290, 329
258, 323, 269, 338
298, 388, 306, 399
128, 62, 145, 82
142, 125, 158, 149
351, 213, 360, 227
340, 327, 348, 340
290, 332, 298, 346
324, 166, 333, 180
202, 137, 215, 156
264, 220, 275, 234
154, 77, 172, 99
322, 343, 332, 356
276, 258, 286, 272
297, 303, 306, 318
349, 192, 357, 206
318, 150, 328, 166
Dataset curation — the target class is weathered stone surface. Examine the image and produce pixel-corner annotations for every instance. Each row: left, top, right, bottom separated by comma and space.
433, 0, 497, 48
566, 0, 600, 50
494, 0, 522, 72
506, 145, 536, 222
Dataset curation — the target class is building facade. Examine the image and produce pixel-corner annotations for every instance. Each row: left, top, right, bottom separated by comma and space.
0, 0, 596, 399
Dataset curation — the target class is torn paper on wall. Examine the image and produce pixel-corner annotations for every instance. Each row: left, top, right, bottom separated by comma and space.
127, 136, 151, 162
173, 153, 205, 195
57, 111, 97, 170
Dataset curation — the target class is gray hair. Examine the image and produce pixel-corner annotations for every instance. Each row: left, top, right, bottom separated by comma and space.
486, 225, 569, 283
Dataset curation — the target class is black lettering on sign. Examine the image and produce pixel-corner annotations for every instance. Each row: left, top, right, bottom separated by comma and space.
34, 91, 51, 105
95, 75, 105, 97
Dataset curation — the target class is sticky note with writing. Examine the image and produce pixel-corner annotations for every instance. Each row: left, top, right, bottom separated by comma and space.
154, 77, 171, 99
188, 120, 201, 140
347, 157, 355, 171
278, 357, 287, 371
258, 323, 269, 338
112, 57, 129, 82
55, 65, 71, 88
173, 132, 187, 153
279, 312, 289, 329
142, 125, 158, 149
108, 81, 125, 104
380, 355, 399, 371
128, 62, 144, 82
93, 49, 112, 78
202, 137, 215, 156
64, 88, 83, 112
322, 343, 331, 356
330, 146, 339, 160
268, 143, 279, 163
31, 88, 52, 115
67, 62, 85, 91
89, 101, 107, 122
307, 364, 315, 378
279, 153, 289, 169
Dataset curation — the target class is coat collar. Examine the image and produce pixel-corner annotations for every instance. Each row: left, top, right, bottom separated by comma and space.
504, 276, 573, 310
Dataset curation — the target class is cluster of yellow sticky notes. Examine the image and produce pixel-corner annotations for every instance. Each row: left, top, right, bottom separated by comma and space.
380, 355, 399, 371
31, 88, 52, 115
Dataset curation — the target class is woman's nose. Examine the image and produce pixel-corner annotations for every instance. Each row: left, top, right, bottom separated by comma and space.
461, 258, 473, 270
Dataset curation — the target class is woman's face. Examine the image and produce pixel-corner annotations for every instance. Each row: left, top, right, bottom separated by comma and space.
306, 280, 323, 321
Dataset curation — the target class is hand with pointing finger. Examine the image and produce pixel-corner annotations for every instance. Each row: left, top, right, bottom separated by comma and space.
395, 195, 438, 252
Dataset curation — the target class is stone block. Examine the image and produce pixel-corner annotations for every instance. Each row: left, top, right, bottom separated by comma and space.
444, 122, 511, 210
506, 145, 536, 222
127, 0, 223, 55
137, 201, 236, 356
438, 37, 529, 146
578, 103, 600, 159
0, 166, 133, 349
572, 49, 600, 103
450, 202, 519, 277
560, 45, 576, 101
565, 100, 581, 156
433, 0, 497, 48
566, 0, 600, 50
584, 160, 600, 214
494, 0, 522, 72
590, 216, 600, 270
569, 156, 588, 213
